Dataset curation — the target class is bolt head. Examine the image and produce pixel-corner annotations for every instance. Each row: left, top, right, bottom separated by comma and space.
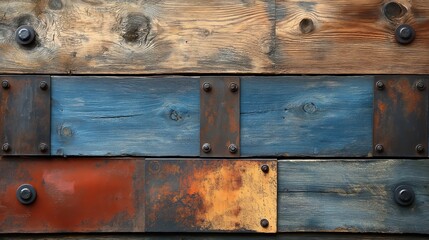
394, 185, 415, 207
228, 144, 238, 154
229, 82, 239, 92
261, 164, 269, 173
260, 219, 269, 228
202, 143, 211, 153
202, 82, 211, 92
15, 25, 36, 45
416, 81, 425, 91
18, 28, 31, 41
395, 24, 416, 44
2, 143, 10, 152
39, 143, 48, 153
2, 80, 10, 89
16, 184, 37, 205
40, 81, 48, 90
416, 144, 424, 153
375, 144, 384, 153
20, 188, 32, 200
376, 81, 385, 90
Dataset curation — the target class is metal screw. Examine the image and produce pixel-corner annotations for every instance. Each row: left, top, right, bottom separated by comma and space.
395, 24, 416, 44
20, 188, 32, 200
16, 184, 37, 205
416, 144, 424, 153
202, 143, 211, 153
2, 143, 10, 152
40, 81, 48, 90
15, 25, 36, 45
229, 82, 239, 92
375, 144, 384, 153
394, 185, 415, 207
228, 144, 238, 154
39, 143, 48, 153
2, 80, 10, 89
416, 81, 425, 91
260, 219, 269, 228
202, 82, 211, 92
261, 164, 269, 173
376, 81, 385, 90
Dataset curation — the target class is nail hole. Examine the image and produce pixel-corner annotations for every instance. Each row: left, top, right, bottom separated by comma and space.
299, 18, 314, 34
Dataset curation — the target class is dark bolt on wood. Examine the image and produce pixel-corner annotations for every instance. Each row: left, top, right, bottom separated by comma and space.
202, 143, 211, 153
416, 81, 425, 91
2, 80, 10, 89
395, 24, 416, 44
16, 184, 37, 205
394, 185, 415, 207
39, 143, 48, 153
229, 82, 239, 92
376, 81, 385, 90
260, 219, 269, 228
15, 25, 36, 45
40, 81, 49, 90
375, 144, 384, 153
228, 143, 238, 153
202, 82, 211, 92
2, 143, 10, 152
261, 164, 269, 173
415, 144, 424, 153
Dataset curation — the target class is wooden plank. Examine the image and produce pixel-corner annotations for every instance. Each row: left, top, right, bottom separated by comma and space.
275, 0, 429, 74
0, 0, 275, 74
241, 76, 373, 157
278, 159, 429, 233
51, 76, 199, 156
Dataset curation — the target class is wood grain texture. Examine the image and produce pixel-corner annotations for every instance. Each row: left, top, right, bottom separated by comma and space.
0, 0, 275, 74
275, 0, 429, 74
241, 76, 373, 157
51, 76, 199, 156
278, 159, 429, 233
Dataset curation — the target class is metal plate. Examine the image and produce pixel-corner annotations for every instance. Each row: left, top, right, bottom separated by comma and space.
0, 158, 145, 233
373, 76, 428, 157
200, 77, 240, 157
145, 159, 277, 233
0, 76, 50, 155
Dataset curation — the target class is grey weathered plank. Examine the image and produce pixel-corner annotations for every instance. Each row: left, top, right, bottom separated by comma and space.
51, 76, 200, 156
241, 76, 373, 157
278, 159, 429, 233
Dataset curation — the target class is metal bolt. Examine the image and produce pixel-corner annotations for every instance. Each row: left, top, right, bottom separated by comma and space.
375, 144, 384, 153
229, 82, 239, 92
15, 25, 36, 45
20, 188, 32, 200
395, 24, 416, 44
260, 219, 269, 228
2, 80, 10, 89
39, 143, 48, 153
2, 143, 10, 152
202, 82, 211, 92
228, 144, 238, 154
40, 81, 48, 90
261, 164, 269, 173
16, 184, 37, 205
376, 81, 385, 90
202, 143, 211, 153
416, 144, 424, 153
416, 81, 425, 91
394, 185, 415, 207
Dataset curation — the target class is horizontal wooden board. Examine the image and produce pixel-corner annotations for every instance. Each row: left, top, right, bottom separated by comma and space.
0, 1, 428, 74
278, 159, 429, 233
241, 76, 373, 157
51, 76, 200, 156
51, 76, 373, 157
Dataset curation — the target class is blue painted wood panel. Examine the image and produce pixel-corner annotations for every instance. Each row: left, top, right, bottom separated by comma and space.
278, 159, 429, 233
241, 76, 373, 157
51, 76, 200, 156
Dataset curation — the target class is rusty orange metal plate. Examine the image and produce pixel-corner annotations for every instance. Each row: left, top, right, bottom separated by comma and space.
145, 159, 277, 233
0, 158, 145, 233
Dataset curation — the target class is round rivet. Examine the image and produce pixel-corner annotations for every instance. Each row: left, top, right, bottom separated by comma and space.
260, 219, 269, 228
16, 184, 37, 205
40, 81, 48, 90
394, 185, 415, 207
416, 144, 424, 153
376, 81, 385, 90
15, 25, 36, 45
261, 164, 269, 173
2, 80, 10, 89
202, 143, 211, 153
375, 144, 384, 153
416, 81, 425, 91
395, 24, 416, 44
228, 144, 238, 154
2, 143, 10, 152
229, 82, 239, 92
202, 82, 211, 92
39, 143, 48, 153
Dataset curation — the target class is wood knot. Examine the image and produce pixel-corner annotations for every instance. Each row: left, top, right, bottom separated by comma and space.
48, 0, 63, 10
118, 13, 151, 44
303, 102, 317, 113
299, 18, 314, 34
383, 2, 406, 21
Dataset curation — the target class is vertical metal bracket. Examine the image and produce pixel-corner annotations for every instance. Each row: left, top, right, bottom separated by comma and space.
373, 76, 428, 157
200, 77, 240, 157
0, 76, 51, 155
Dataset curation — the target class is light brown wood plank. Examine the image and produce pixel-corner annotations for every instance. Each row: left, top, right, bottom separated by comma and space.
0, 0, 275, 74
275, 0, 429, 74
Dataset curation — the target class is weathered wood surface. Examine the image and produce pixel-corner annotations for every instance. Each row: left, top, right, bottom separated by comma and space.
51, 76, 200, 156
0, 0, 428, 74
52, 76, 373, 157
278, 159, 429, 233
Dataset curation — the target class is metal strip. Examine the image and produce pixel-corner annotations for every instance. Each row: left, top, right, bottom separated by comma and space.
200, 77, 240, 157
0, 76, 51, 156
373, 76, 428, 157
